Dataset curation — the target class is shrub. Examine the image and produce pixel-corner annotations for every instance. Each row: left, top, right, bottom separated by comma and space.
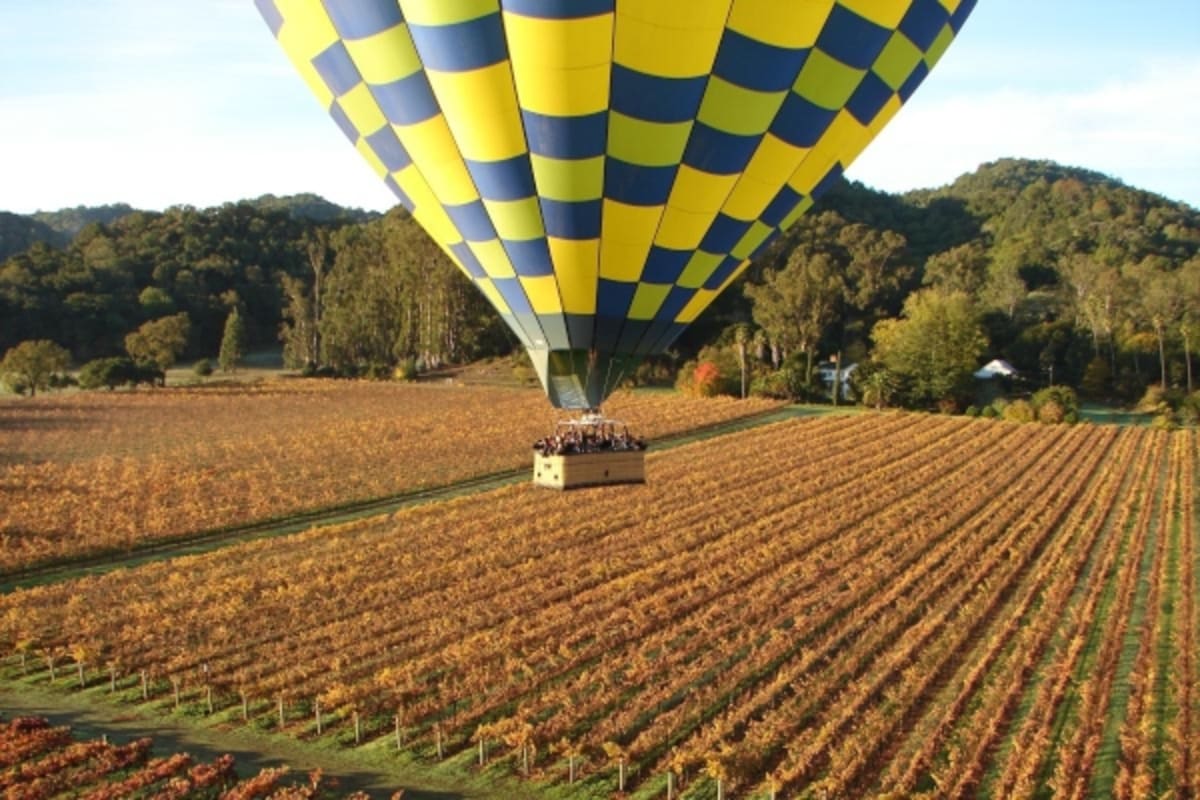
510, 351, 538, 387
132, 363, 165, 388
674, 359, 697, 395
1136, 385, 1169, 415
394, 358, 418, 382
364, 362, 392, 381
692, 361, 722, 397
631, 358, 675, 388
297, 364, 342, 379
750, 367, 803, 401
79, 357, 136, 390
1177, 392, 1200, 426
1037, 399, 1065, 424
964, 405, 979, 417
688, 344, 742, 397
1150, 412, 1177, 431
78, 357, 164, 390
1032, 385, 1079, 422
1079, 357, 1112, 398
193, 358, 214, 377
981, 405, 999, 419
1002, 399, 1035, 423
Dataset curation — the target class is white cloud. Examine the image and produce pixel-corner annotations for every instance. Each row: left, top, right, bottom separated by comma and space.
4, 4, 1198, 215
849, 57, 1200, 207
0, 2, 394, 213
2, 81, 389, 213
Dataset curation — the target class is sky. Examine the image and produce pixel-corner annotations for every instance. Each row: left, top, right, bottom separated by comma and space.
1, 1, 1198, 215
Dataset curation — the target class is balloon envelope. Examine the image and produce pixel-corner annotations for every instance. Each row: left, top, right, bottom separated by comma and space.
257, 0, 975, 408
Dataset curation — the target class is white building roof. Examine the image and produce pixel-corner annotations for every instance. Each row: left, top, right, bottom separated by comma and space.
974, 359, 1018, 379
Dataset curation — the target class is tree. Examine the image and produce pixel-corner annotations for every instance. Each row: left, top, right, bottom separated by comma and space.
309, 211, 505, 373
871, 289, 988, 407
0, 340, 70, 396
853, 364, 899, 410
733, 323, 751, 399
219, 307, 246, 372
745, 250, 843, 384
980, 259, 1028, 320
280, 229, 330, 369
838, 223, 908, 312
137, 286, 175, 318
1128, 257, 1184, 390
78, 357, 136, 390
125, 312, 190, 370
1178, 256, 1200, 394
923, 241, 990, 295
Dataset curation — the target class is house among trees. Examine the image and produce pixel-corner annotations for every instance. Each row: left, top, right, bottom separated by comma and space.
973, 359, 1019, 380
975, 358, 1019, 406
818, 360, 858, 402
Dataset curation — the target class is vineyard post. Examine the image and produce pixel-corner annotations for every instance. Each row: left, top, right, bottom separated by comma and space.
354, 710, 361, 744
435, 724, 444, 759
395, 714, 402, 750
45, 652, 56, 682
522, 742, 530, 776
141, 669, 148, 700
109, 666, 116, 693
315, 699, 322, 735
171, 676, 181, 710
619, 757, 626, 793
568, 754, 576, 784
240, 690, 248, 721
206, 685, 213, 715
76, 660, 85, 688
278, 696, 285, 729
19, 651, 26, 675
667, 770, 674, 799
479, 737, 486, 766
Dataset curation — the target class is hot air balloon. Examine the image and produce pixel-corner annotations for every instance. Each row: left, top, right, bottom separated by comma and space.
256, 0, 974, 421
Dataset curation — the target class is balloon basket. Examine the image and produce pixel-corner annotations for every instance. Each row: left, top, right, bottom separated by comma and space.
532, 413, 646, 490
533, 449, 645, 490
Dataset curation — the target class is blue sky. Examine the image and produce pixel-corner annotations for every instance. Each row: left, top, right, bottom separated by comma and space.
1, 1, 1197, 214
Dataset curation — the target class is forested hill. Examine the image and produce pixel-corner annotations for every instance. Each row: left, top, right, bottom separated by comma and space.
30, 203, 138, 243
908, 158, 1198, 274
2, 195, 378, 262
242, 193, 379, 224
2, 160, 1197, 406
0, 212, 69, 261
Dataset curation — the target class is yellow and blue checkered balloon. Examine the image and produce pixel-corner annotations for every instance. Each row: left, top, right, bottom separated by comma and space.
257, 0, 975, 409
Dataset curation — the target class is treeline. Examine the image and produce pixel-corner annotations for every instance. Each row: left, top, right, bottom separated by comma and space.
687, 158, 1200, 414
0, 197, 506, 378
2, 159, 1198, 411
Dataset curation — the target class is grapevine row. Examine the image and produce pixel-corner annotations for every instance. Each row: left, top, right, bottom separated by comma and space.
1, 420, 1195, 800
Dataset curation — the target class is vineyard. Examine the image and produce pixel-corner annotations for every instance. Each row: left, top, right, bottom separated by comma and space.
1, 414, 1197, 799
0, 714, 386, 798
0, 381, 778, 573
